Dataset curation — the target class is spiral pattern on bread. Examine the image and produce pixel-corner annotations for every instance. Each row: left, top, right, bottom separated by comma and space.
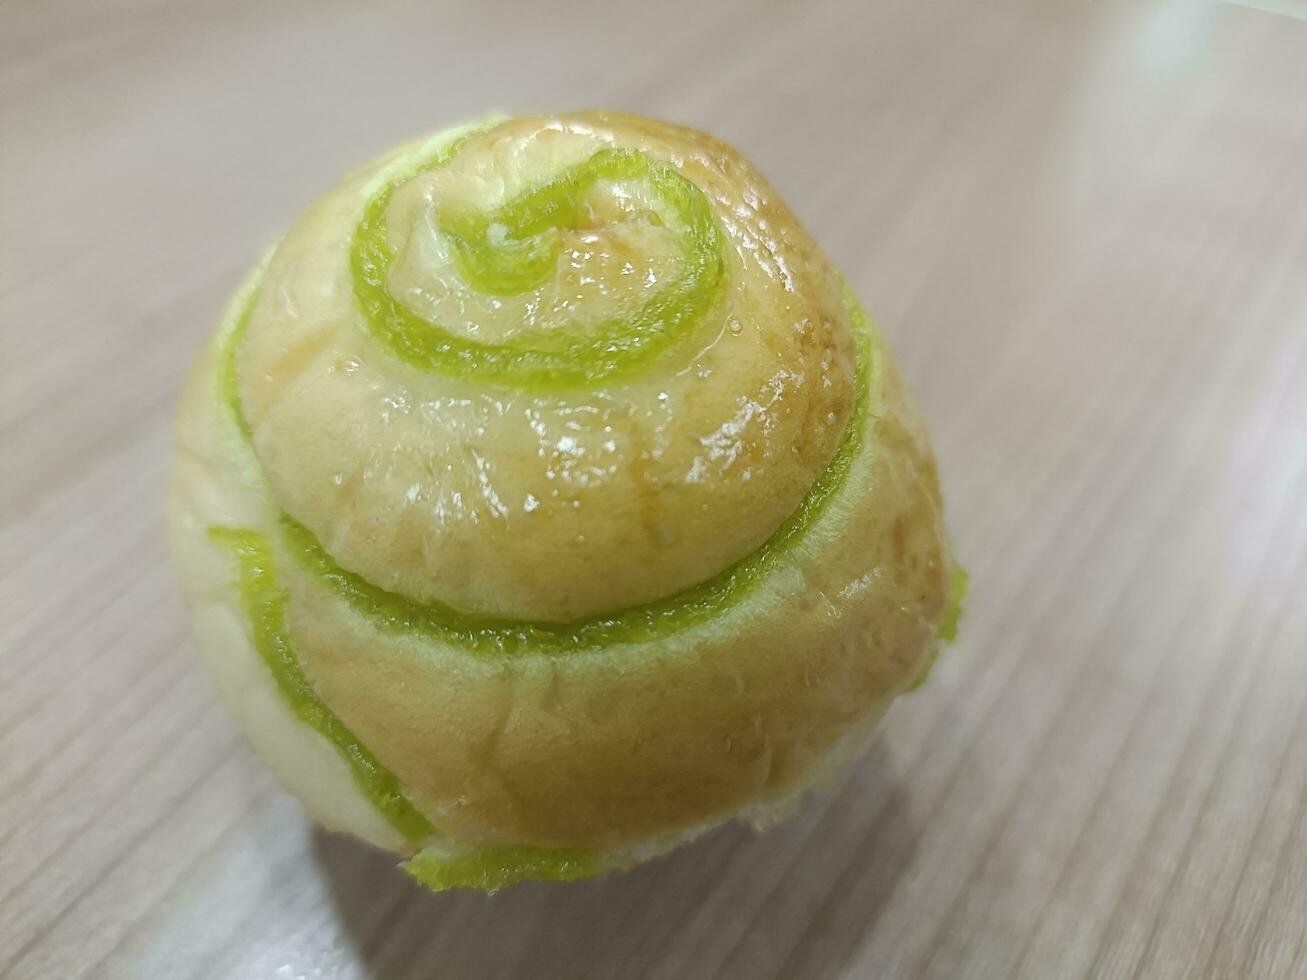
170, 112, 965, 892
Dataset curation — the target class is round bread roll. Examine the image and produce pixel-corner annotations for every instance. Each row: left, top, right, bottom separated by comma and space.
170, 111, 965, 892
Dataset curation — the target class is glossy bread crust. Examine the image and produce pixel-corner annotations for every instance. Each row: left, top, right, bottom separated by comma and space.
240, 113, 856, 623
170, 113, 955, 867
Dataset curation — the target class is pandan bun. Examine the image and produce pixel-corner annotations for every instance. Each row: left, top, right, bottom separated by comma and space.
170, 111, 965, 892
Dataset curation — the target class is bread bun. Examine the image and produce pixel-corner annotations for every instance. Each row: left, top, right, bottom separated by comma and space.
170, 112, 964, 892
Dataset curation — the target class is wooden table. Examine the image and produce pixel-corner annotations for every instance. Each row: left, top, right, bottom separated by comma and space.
4, 0, 1306, 976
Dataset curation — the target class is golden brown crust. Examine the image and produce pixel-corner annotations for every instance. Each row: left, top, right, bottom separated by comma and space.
170, 114, 954, 855
239, 112, 856, 621
286, 348, 946, 848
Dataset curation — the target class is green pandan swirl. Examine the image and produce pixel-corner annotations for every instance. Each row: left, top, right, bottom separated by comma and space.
208, 274, 877, 861
174, 113, 963, 892
352, 144, 725, 388
208, 526, 436, 844
229, 115, 867, 624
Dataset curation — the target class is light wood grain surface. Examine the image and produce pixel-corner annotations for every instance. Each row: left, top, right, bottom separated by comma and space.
3, 1, 1307, 977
